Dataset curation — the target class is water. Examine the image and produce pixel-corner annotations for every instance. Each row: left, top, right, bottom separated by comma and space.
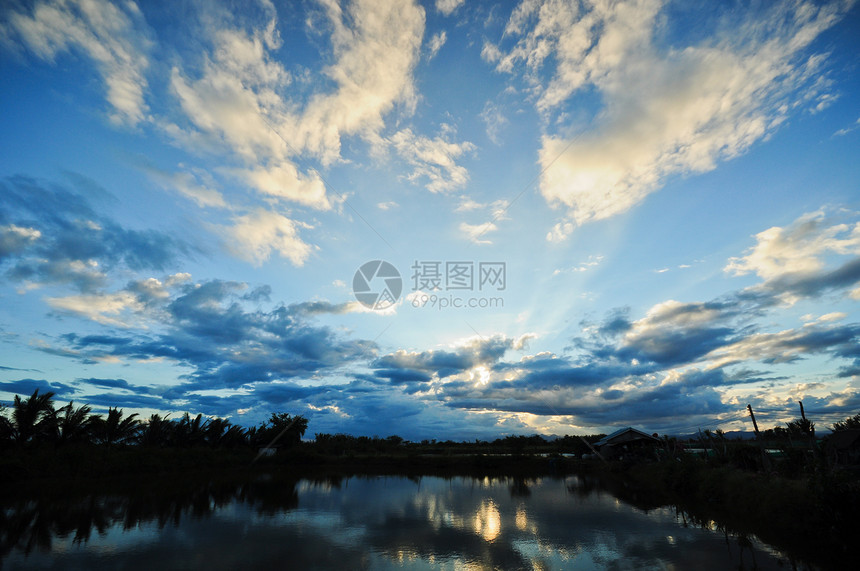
1, 473, 809, 570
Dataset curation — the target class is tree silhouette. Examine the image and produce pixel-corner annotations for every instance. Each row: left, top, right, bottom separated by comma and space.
55, 401, 94, 445
10, 389, 57, 445
2, 390, 307, 452
0, 403, 13, 446
174, 413, 206, 447
138, 413, 173, 447
786, 417, 814, 439
255, 413, 308, 448
91, 408, 139, 446
831, 413, 860, 431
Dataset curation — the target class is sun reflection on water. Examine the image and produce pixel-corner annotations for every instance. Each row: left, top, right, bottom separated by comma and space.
473, 499, 501, 542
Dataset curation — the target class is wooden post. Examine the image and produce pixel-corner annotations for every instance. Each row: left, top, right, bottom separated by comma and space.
799, 400, 818, 468
747, 404, 770, 471
747, 404, 759, 435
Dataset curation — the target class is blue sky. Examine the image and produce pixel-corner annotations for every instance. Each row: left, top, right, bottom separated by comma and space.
1, 0, 859, 440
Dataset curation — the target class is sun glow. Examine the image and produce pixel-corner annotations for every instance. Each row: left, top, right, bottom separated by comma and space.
470, 366, 491, 386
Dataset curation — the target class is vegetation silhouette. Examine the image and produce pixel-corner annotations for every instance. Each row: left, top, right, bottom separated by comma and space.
1, 390, 858, 568
0, 389, 308, 452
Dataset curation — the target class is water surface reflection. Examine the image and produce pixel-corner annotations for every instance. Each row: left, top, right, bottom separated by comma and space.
1, 473, 811, 570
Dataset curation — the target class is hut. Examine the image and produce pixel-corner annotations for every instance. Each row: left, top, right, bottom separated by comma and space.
594, 427, 660, 460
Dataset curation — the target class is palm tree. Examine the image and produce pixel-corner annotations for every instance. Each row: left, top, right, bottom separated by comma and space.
203, 417, 230, 447
174, 412, 206, 447
10, 390, 57, 444
139, 413, 174, 447
56, 401, 94, 445
91, 408, 139, 446
221, 424, 248, 448
0, 403, 13, 446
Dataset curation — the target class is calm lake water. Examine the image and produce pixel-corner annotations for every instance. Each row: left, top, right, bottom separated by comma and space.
1, 473, 812, 570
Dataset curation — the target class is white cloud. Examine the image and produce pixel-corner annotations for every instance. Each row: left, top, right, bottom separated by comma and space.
455, 197, 508, 244
167, 0, 426, 213
47, 291, 143, 327
0, 224, 41, 256
622, 299, 726, 349
6, 0, 151, 126
552, 255, 603, 275
491, 0, 848, 230
704, 321, 847, 369
389, 126, 476, 193
292, 0, 425, 163
377, 201, 398, 210
427, 31, 447, 60
460, 221, 496, 244
546, 220, 573, 242
436, 0, 466, 16
455, 197, 508, 217
725, 210, 860, 282
226, 209, 313, 267
235, 163, 330, 210
480, 101, 509, 144
834, 116, 860, 136
144, 165, 227, 209
165, 273, 192, 287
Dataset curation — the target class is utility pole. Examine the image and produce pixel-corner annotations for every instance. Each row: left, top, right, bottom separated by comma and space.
799, 400, 818, 468
747, 404, 760, 436
798, 400, 815, 438
747, 404, 770, 471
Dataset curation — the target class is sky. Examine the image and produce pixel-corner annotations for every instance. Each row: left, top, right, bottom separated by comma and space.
1, 0, 859, 441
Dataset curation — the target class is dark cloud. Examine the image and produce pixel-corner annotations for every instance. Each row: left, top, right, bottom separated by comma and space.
242, 285, 272, 303
0, 175, 194, 291
441, 368, 735, 431
48, 279, 378, 396
0, 378, 77, 399
0, 365, 40, 372
10, 176, 858, 437
596, 307, 632, 337
778, 257, 860, 298
373, 368, 433, 385
288, 300, 357, 315
371, 336, 516, 382
76, 377, 156, 394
